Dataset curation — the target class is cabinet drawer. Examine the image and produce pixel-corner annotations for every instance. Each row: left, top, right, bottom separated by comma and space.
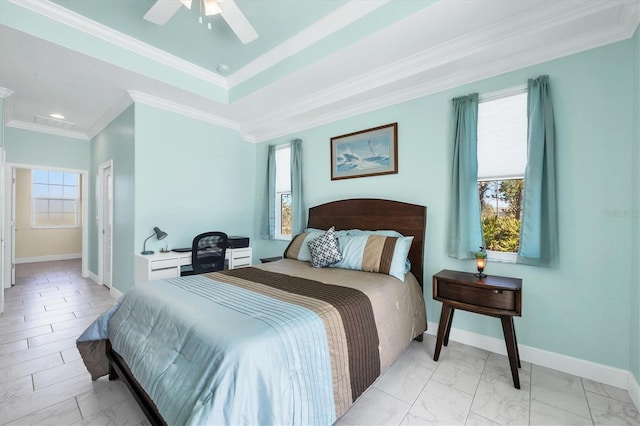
149, 267, 178, 280
438, 280, 516, 312
150, 259, 178, 271
231, 258, 251, 268
230, 248, 251, 258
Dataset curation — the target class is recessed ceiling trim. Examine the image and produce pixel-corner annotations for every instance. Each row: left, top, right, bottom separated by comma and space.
7, 119, 89, 140
241, 0, 640, 136
9, 0, 228, 89
127, 90, 240, 131
226, 0, 390, 87
246, 17, 640, 143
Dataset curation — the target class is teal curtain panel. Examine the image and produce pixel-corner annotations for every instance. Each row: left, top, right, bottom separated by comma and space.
290, 138, 304, 235
260, 144, 276, 239
518, 75, 558, 266
448, 93, 484, 259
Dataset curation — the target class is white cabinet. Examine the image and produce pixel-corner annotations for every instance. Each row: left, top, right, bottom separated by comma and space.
135, 247, 253, 283
228, 247, 252, 269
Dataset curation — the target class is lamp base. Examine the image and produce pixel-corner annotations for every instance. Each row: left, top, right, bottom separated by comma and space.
474, 272, 487, 278
141, 250, 154, 255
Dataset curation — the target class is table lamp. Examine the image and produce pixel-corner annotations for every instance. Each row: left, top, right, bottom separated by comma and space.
141, 227, 168, 255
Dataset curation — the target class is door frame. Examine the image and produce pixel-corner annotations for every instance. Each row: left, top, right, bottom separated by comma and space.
4, 162, 89, 279
98, 160, 113, 287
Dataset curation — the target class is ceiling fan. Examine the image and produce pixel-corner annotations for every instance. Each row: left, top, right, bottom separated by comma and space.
144, 0, 258, 44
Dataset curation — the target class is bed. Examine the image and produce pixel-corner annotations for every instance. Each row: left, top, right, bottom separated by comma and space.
77, 199, 427, 425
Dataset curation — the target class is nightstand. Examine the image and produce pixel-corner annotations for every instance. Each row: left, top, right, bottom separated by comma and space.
432, 269, 523, 388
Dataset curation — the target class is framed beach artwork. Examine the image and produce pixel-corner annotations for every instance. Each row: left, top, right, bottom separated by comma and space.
330, 123, 398, 180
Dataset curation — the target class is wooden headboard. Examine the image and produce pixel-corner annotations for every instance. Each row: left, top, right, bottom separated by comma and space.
307, 199, 427, 287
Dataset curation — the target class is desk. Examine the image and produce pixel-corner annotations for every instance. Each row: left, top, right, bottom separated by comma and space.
135, 247, 252, 283
432, 269, 523, 388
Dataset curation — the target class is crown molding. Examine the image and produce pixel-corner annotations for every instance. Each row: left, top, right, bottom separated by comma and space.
243, 0, 640, 142
6, 120, 90, 140
9, 0, 227, 89
87, 92, 135, 140
127, 90, 240, 132
0, 87, 15, 99
227, 0, 390, 88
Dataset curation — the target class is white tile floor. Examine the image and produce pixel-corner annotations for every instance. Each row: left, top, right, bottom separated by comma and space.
1, 260, 638, 425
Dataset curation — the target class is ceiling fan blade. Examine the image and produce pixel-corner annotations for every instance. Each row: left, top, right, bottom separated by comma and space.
144, 0, 183, 26
219, 0, 258, 44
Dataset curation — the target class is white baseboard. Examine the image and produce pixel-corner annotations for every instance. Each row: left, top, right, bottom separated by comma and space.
88, 271, 122, 299
629, 372, 640, 413
109, 286, 123, 299
427, 321, 639, 410
15, 253, 81, 264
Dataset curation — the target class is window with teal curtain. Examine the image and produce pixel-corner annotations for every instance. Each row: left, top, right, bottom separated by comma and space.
518, 75, 558, 266
448, 93, 484, 259
260, 140, 303, 240
260, 145, 276, 239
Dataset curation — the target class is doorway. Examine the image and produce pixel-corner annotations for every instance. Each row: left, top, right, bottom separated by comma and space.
3, 163, 89, 290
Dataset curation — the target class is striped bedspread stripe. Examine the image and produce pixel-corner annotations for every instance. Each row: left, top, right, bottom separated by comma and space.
213, 267, 380, 415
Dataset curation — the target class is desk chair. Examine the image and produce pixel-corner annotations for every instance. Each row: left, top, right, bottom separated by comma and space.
181, 232, 228, 276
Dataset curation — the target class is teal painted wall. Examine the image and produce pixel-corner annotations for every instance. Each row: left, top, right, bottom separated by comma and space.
631, 29, 640, 384
255, 38, 638, 373
133, 104, 256, 271
4, 127, 89, 170
90, 105, 135, 292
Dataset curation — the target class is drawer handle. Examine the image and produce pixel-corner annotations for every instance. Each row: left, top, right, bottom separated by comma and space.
492, 290, 503, 294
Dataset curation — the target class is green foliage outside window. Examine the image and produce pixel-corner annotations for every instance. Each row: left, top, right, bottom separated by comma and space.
281, 193, 292, 236
478, 179, 524, 252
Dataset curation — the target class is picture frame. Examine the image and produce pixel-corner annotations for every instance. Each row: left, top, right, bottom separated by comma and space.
330, 122, 398, 180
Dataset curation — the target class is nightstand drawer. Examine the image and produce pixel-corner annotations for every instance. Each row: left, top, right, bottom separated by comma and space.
438, 280, 516, 312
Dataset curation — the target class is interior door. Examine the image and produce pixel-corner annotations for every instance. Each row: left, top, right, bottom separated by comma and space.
101, 163, 113, 288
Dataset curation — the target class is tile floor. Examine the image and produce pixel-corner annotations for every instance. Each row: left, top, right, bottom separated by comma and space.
0, 260, 638, 425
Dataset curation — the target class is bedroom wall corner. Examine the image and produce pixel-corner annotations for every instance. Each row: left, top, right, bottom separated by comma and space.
132, 104, 256, 276
89, 104, 135, 293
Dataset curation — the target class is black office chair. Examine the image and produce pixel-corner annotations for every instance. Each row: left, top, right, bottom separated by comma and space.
180, 232, 228, 276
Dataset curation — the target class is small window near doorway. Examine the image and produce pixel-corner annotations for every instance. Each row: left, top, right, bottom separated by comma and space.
477, 91, 527, 260
32, 169, 80, 228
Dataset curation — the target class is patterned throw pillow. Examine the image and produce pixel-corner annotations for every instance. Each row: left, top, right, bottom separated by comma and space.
307, 226, 343, 268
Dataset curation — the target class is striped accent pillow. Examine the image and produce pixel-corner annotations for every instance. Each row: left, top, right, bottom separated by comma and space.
331, 235, 414, 282
284, 231, 322, 262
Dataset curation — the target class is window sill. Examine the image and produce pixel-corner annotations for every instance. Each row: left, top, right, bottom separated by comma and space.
486, 250, 517, 264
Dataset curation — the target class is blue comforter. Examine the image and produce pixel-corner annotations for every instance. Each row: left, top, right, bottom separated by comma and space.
78, 274, 335, 425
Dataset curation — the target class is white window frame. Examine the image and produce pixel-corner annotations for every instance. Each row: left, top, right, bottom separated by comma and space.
31, 168, 80, 229
274, 144, 292, 240
478, 86, 527, 263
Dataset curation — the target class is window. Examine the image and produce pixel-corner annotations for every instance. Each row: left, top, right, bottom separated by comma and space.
32, 169, 80, 228
275, 144, 292, 239
477, 91, 527, 258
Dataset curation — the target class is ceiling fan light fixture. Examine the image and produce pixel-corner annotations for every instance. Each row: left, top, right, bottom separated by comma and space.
203, 0, 222, 16
180, 0, 192, 9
